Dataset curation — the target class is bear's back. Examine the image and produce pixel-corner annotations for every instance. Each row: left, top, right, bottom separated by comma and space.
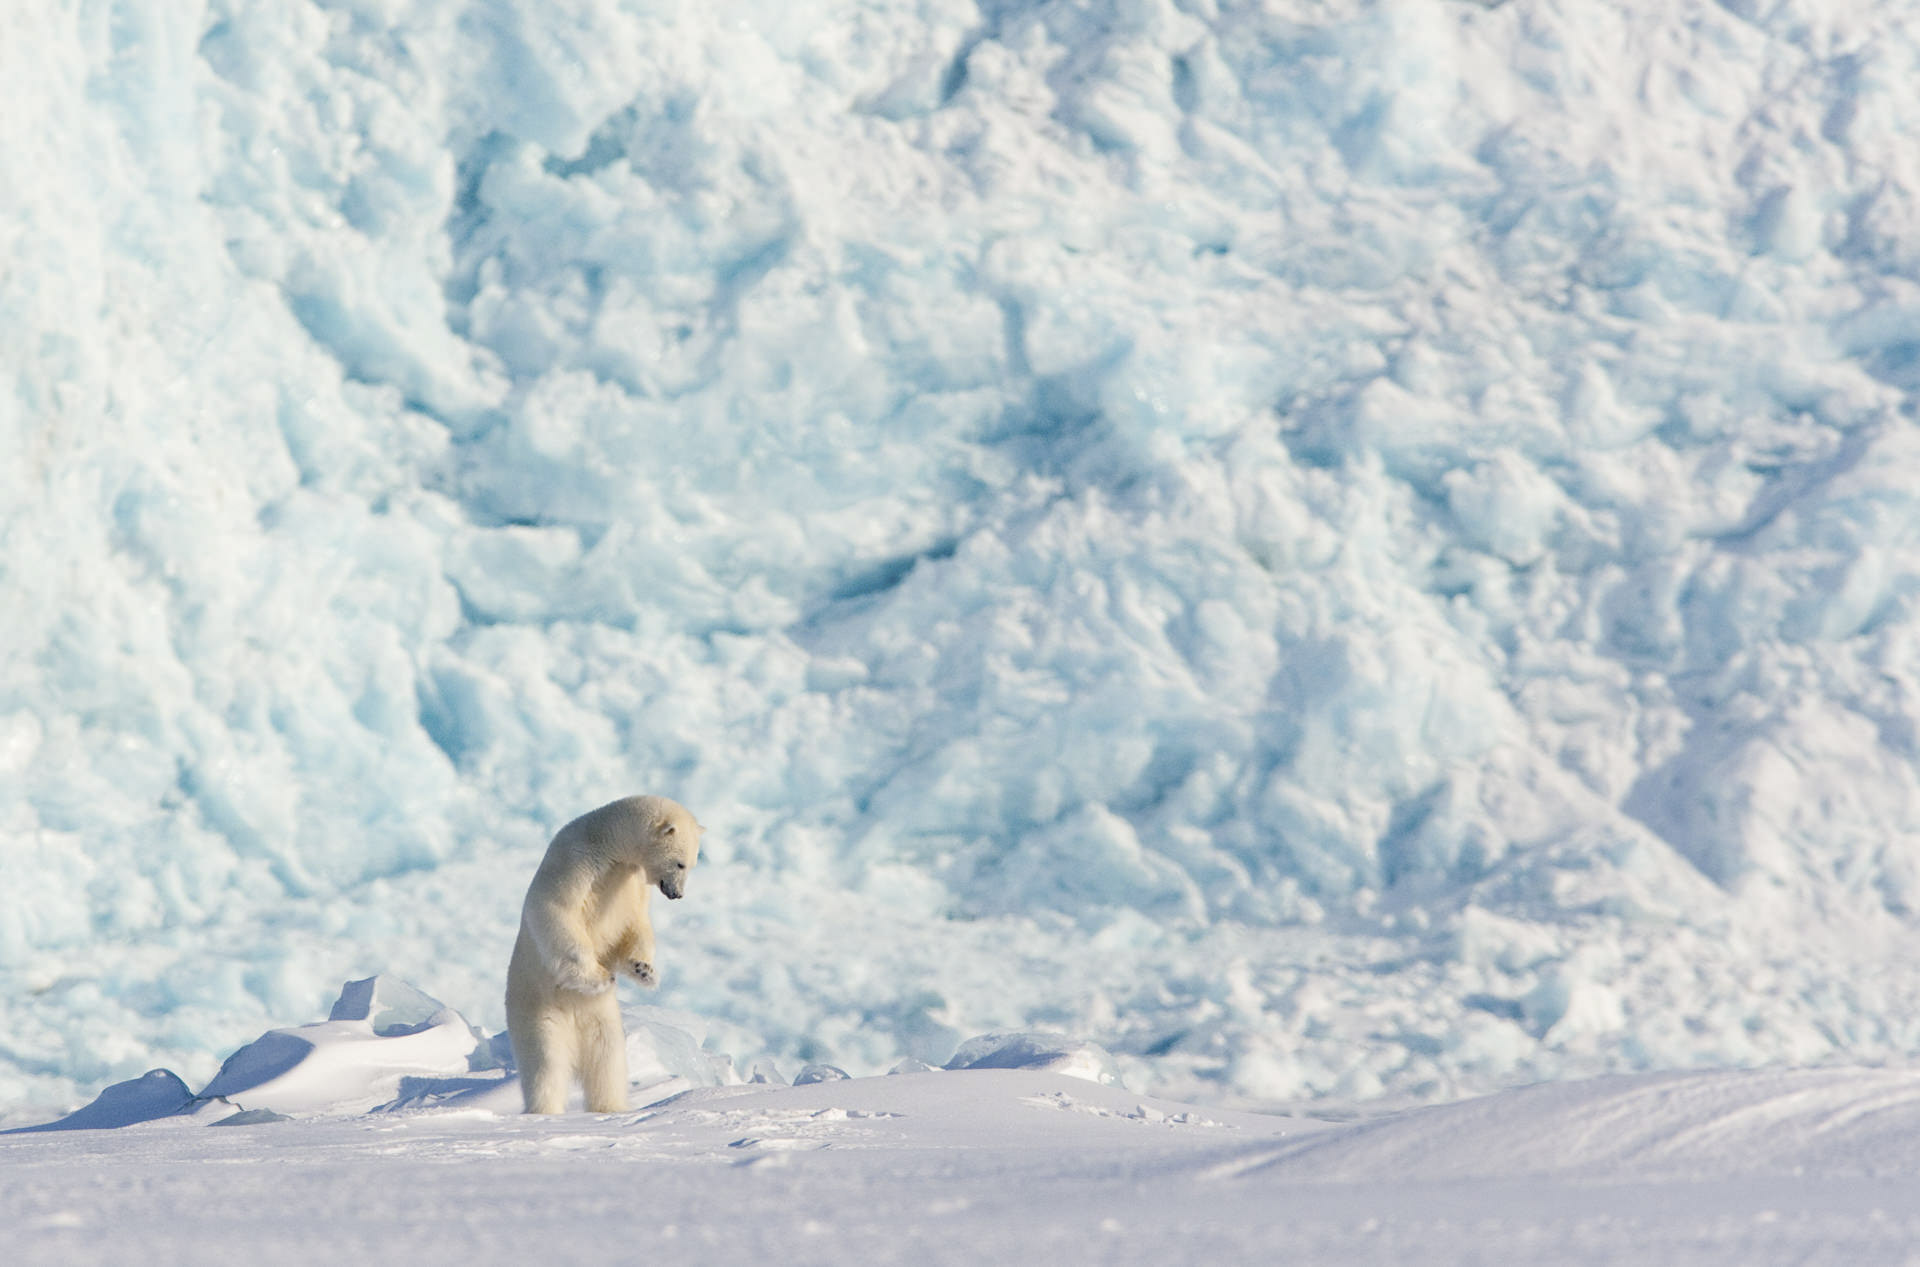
565, 795, 676, 846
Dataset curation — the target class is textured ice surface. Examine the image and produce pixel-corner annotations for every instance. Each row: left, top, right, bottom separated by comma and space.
7, 0, 1920, 1119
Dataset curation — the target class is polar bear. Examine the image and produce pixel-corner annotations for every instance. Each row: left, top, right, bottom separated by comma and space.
505, 794, 704, 1114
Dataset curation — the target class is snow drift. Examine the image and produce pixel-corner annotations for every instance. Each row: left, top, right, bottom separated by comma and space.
9, 979, 1920, 1265
6, 0, 1920, 1118
6, 976, 1123, 1127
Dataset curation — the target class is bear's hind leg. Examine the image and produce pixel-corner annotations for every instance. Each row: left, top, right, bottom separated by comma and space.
577, 994, 630, 1113
517, 1007, 577, 1115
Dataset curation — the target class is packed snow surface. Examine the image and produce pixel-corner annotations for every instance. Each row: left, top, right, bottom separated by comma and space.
8, 0, 1920, 1118
7, 981, 1920, 1265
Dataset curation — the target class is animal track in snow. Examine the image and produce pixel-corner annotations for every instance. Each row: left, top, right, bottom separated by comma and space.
1020, 1092, 1232, 1128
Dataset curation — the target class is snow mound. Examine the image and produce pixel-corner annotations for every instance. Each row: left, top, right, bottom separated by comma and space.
199, 976, 489, 1116
2, 1069, 196, 1133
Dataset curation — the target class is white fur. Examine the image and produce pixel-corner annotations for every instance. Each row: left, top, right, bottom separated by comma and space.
505, 795, 704, 1114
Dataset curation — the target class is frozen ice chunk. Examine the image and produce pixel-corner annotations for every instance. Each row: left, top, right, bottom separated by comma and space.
327, 975, 458, 1038
623, 1006, 743, 1104
945, 1034, 1123, 1087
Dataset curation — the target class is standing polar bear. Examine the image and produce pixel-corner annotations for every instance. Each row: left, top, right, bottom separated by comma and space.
505, 795, 704, 1114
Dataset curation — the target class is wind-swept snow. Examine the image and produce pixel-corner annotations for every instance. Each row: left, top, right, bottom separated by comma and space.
6, 980, 1920, 1265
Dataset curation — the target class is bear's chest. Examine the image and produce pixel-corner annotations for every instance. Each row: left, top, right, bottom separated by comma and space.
584, 868, 648, 947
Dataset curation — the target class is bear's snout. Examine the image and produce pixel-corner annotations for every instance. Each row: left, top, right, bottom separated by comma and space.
658, 875, 685, 899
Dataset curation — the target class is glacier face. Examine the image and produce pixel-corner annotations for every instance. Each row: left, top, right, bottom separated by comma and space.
5, 0, 1920, 1115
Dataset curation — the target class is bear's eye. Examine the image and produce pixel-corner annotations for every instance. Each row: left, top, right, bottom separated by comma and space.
675, 861, 687, 870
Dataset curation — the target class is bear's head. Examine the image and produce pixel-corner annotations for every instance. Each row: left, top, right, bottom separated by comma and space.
637, 798, 703, 900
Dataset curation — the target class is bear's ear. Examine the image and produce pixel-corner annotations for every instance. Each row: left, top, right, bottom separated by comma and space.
661, 822, 676, 835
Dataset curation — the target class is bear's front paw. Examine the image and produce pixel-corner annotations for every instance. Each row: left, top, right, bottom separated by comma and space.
555, 957, 613, 995
627, 960, 658, 989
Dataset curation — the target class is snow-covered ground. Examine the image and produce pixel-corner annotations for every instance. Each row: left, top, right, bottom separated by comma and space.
8, 0, 1920, 1200
8, 978, 1920, 1265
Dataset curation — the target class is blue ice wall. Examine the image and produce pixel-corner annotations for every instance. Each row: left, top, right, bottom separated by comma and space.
5, 0, 1920, 1115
